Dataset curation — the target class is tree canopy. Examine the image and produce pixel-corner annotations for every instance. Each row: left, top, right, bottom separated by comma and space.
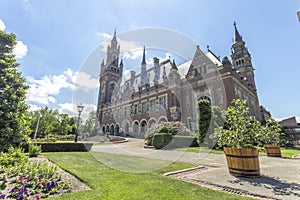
0, 30, 30, 151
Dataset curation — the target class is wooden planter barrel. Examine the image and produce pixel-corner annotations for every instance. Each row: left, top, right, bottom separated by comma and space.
264, 145, 282, 157
224, 147, 260, 178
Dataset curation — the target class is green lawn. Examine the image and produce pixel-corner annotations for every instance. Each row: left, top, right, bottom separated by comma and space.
177, 147, 300, 158
176, 147, 224, 154
281, 147, 300, 157
44, 152, 253, 200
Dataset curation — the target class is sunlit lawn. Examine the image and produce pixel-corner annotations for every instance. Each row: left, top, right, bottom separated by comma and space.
44, 152, 253, 200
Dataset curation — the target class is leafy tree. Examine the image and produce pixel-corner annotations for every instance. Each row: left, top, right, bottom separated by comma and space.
0, 30, 30, 151
29, 107, 73, 138
81, 111, 97, 137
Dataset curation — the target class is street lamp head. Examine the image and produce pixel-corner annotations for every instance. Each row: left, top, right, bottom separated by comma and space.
298, 10, 300, 22
77, 104, 84, 113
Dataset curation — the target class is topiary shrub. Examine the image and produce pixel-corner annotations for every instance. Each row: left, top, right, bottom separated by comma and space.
152, 133, 173, 149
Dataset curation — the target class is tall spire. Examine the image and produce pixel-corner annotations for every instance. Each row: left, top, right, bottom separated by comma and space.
141, 46, 146, 65
112, 28, 117, 41
233, 22, 243, 43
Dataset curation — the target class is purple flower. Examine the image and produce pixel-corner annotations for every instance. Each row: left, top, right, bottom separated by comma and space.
46, 182, 52, 190
10, 188, 16, 193
51, 181, 56, 187
36, 195, 40, 200
0, 194, 5, 199
18, 192, 23, 200
2, 180, 7, 183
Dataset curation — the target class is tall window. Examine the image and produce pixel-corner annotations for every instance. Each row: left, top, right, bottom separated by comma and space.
134, 104, 138, 114
142, 102, 148, 113
159, 96, 167, 110
150, 99, 156, 112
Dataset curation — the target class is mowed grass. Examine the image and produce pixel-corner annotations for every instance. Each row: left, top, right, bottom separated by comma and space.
178, 147, 300, 158
281, 147, 300, 157
44, 152, 253, 200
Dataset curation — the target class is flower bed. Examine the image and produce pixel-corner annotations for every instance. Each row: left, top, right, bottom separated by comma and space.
0, 148, 73, 199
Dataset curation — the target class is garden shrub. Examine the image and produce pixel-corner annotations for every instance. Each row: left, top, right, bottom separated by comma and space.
28, 143, 42, 157
0, 147, 28, 167
152, 133, 173, 149
159, 126, 169, 133
31, 142, 93, 152
144, 122, 194, 146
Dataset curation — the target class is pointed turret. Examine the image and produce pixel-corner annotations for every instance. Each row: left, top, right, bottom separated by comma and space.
140, 46, 147, 86
233, 22, 243, 43
172, 59, 178, 70
141, 46, 146, 65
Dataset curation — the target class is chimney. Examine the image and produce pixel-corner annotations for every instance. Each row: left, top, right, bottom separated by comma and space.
130, 70, 136, 86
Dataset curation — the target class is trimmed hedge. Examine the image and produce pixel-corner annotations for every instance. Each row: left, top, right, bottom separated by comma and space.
27, 142, 93, 152
152, 133, 172, 149
169, 136, 198, 148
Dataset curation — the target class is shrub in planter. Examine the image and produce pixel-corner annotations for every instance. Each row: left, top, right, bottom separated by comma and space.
152, 133, 172, 149
259, 118, 283, 157
213, 99, 262, 177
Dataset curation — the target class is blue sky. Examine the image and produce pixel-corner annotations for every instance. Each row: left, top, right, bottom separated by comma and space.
0, 0, 299, 120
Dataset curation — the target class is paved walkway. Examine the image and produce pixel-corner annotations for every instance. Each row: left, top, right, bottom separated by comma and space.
91, 138, 300, 200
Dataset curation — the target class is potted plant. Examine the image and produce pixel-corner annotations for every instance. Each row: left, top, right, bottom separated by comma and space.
259, 118, 283, 157
213, 99, 262, 178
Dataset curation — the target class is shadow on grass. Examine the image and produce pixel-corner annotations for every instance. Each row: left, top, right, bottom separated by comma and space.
228, 175, 300, 198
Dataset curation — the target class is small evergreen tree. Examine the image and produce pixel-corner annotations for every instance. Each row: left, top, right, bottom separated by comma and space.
196, 99, 211, 145
196, 99, 224, 147
0, 30, 30, 151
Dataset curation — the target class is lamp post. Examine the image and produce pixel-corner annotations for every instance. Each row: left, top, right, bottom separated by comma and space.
75, 104, 84, 142
33, 112, 42, 139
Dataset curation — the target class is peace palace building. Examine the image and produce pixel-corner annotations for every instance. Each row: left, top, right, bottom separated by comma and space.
97, 24, 268, 136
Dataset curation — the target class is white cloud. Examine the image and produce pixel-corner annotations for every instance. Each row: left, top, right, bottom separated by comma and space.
98, 32, 142, 60
28, 104, 41, 112
13, 40, 28, 59
58, 103, 76, 116
0, 19, 5, 31
59, 103, 97, 119
97, 32, 112, 40
123, 48, 144, 60
65, 68, 98, 90
26, 71, 74, 105
26, 68, 99, 105
0, 19, 28, 59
